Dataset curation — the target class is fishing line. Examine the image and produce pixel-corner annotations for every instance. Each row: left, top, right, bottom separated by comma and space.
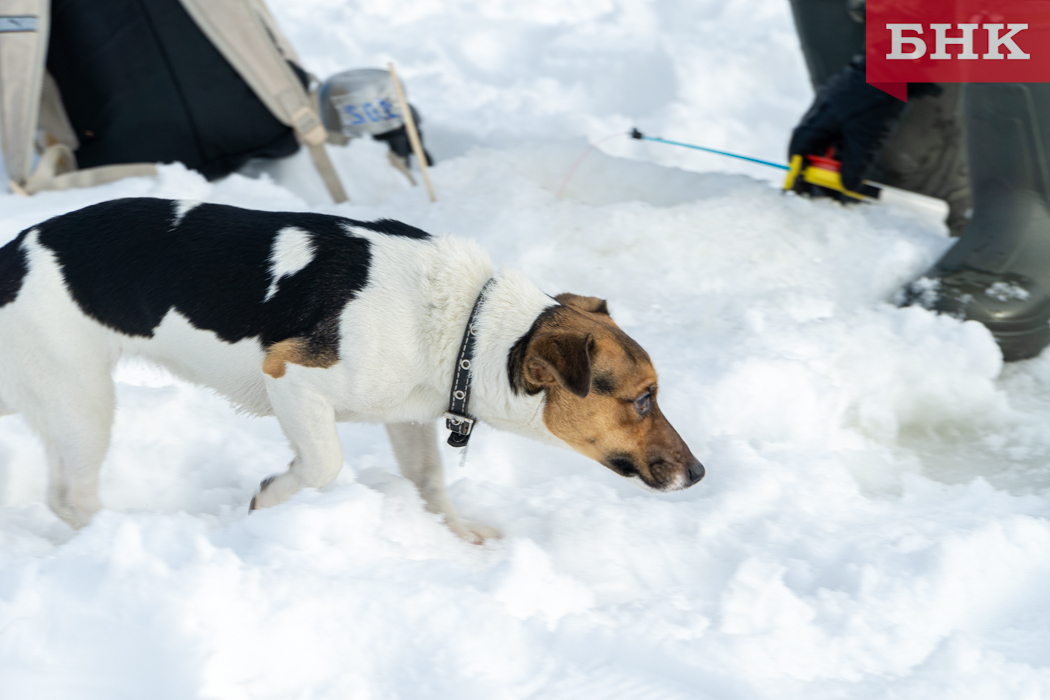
555, 131, 628, 199
629, 128, 789, 170
556, 128, 787, 199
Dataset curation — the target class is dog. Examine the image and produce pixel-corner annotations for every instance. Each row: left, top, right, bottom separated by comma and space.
0, 198, 703, 541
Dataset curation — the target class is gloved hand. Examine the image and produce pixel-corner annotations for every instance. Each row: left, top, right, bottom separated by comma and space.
373, 104, 433, 167
788, 56, 938, 193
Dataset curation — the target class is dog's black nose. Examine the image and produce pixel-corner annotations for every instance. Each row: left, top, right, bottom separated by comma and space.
687, 460, 705, 485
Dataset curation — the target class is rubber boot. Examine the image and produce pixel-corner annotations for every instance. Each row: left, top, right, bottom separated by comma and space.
903, 84, 1050, 361
788, 0, 972, 235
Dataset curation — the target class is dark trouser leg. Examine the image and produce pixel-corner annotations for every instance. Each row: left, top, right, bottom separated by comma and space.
906, 84, 1050, 361
867, 84, 971, 236
788, 0, 865, 89
789, 0, 971, 235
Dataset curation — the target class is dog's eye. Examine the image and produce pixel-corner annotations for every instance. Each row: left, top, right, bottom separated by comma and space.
634, 391, 652, 416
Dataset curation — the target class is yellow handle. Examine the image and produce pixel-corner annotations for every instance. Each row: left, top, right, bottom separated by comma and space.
782, 154, 870, 201
783, 154, 804, 191
801, 166, 867, 200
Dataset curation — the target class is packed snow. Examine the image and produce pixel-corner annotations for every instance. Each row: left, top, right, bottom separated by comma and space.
4, 1, 1050, 698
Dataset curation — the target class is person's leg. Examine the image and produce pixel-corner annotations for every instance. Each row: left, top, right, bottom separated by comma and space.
867, 84, 971, 236
789, 0, 971, 235
906, 84, 1050, 361
788, 0, 865, 89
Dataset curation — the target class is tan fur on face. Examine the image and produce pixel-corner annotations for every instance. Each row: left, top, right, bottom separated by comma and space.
519, 299, 700, 491
262, 338, 339, 378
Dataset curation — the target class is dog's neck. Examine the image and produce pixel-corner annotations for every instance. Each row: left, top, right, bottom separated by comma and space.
432, 267, 559, 445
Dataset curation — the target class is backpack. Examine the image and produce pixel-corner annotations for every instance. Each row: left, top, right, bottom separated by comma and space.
0, 0, 348, 201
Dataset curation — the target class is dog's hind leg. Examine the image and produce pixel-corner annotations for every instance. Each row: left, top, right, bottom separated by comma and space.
19, 364, 115, 529
252, 378, 344, 510
385, 421, 501, 544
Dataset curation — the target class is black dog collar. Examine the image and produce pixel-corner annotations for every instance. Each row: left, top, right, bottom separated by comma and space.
445, 279, 495, 448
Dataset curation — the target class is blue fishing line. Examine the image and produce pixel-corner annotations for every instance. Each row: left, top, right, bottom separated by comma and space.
631, 128, 789, 170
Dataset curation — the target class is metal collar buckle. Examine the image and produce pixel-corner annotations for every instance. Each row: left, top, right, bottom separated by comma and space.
444, 411, 475, 436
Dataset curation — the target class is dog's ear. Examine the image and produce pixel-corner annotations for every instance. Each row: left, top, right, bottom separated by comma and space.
526, 332, 594, 398
556, 293, 609, 316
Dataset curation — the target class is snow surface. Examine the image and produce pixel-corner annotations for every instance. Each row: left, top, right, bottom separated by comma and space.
4, 1, 1050, 698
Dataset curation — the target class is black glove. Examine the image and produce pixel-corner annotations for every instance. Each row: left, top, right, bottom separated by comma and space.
788, 56, 938, 193
373, 104, 433, 167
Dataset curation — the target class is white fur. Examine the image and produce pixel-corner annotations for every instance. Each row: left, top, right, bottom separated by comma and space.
264, 227, 315, 302
0, 226, 558, 539
0, 230, 115, 526
171, 200, 201, 227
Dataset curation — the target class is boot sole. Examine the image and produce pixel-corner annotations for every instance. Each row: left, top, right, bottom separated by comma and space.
991, 323, 1050, 362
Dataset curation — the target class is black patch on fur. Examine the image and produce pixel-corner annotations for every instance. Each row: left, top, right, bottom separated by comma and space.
592, 371, 617, 395
31, 199, 430, 356
507, 304, 563, 395
358, 218, 432, 239
0, 232, 29, 308
606, 454, 638, 477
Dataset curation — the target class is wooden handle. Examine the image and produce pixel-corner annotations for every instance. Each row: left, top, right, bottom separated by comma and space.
388, 62, 436, 202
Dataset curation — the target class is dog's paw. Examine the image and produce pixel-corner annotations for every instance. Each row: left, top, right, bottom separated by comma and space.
249, 474, 286, 511
49, 497, 99, 530
450, 520, 502, 545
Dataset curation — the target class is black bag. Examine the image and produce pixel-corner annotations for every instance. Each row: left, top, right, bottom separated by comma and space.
47, 0, 301, 180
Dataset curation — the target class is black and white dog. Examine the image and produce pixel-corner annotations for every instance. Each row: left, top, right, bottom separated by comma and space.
0, 198, 702, 541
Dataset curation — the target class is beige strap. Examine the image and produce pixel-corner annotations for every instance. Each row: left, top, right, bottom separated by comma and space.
247, 0, 301, 64
9, 143, 155, 195
0, 0, 50, 186
24, 156, 156, 194
38, 71, 78, 150
306, 143, 348, 203
388, 62, 435, 202
25, 141, 75, 187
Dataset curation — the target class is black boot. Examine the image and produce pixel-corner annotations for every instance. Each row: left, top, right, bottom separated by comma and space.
903, 84, 1050, 361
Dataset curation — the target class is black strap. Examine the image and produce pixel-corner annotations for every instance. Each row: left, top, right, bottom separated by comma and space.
445, 279, 494, 447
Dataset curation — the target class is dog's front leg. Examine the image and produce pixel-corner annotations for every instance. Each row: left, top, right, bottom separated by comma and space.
251, 378, 344, 511
385, 422, 501, 544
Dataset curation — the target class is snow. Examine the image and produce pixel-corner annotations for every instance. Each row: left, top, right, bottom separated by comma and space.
3, 0, 1050, 697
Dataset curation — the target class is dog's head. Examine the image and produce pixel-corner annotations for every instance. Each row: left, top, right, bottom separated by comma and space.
508, 293, 704, 491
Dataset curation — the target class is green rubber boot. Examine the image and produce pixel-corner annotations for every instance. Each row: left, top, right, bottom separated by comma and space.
903, 84, 1050, 361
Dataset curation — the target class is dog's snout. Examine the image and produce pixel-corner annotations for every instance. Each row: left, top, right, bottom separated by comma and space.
686, 460, 705, 485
